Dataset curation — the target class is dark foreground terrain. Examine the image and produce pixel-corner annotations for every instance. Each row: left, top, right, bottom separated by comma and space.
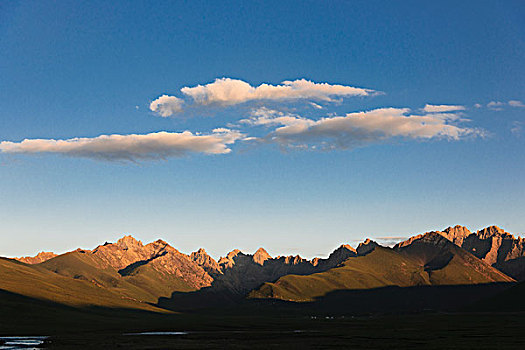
23, 313, 525, 349
2, 287, 525, 349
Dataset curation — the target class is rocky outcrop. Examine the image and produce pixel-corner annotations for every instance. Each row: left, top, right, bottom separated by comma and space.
394, 231, 514, 284
190, 248, 222, 276
357, 239, 379, 256
16, 251, 57, 264
396, 225, 525, 280
436, 225, 525, 269
218, 249, 242, 270
253, 248, 272, 265
210, 244, 359, 294
92, 235, 213, 289
92, 236, 161, 270
441, 225, 472, 246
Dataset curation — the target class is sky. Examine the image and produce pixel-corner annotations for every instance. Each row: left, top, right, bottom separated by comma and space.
1, 0, 524, 259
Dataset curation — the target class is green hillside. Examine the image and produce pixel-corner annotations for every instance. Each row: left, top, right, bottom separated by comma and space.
120, 260, 196, 299
249, 247, 431, 301
0, 257, 162, 311
250, 238, 514, 302
39, 250, 195, 303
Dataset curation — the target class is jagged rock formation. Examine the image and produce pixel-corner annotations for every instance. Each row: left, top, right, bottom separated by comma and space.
15, 236, 360, 300
5, 227, 522, 313
218, 249, 242, 270
253, 247, 272, 265
400, 225, 525, 280
356, 239, 379, 256
190, 248, 222, 276
92, 236, 213, 289
207, 244, 359, 294
434, 225, 525, 265
440, 225, 472, 246
394, 232, 513, 284
92, 236, 168, 270
251, 233, 513, 302
16, 251, 57, 264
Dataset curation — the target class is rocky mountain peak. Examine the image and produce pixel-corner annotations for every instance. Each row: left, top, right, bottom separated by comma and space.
15, 251, 58, 264
340, 244, 356, 251
116, 235, 143, 250
190, 248, 222, 275
477, 226, 506, 239
218, 249, 243, 269
253, 247, 271, 265
280, 255, 306, 265
326, 244, 357, 261
357, 239, 379, 256
190, 248, 207, 258
226, 249, 242, 260
441, 225, 472, 245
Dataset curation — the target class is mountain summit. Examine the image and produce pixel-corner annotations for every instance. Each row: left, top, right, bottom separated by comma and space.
9, 225, 525, 311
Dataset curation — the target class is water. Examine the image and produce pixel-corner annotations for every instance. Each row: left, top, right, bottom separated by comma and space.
0, 336, 48, 350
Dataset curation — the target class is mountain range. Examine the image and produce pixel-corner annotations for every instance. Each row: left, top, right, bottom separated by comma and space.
2, 225, 524, 315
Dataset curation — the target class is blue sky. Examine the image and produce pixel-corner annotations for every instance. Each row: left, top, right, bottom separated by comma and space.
1, 0, 524, 259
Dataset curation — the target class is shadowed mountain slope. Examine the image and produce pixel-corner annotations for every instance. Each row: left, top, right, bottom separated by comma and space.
7, 227, 521, 313
195, 244, 357, 294
157, 245, 360, 310
394, 232, 513, 284
249, 246, 430, 302
0, 257, 163, 311
38, 250, 195, 303
412, 225, 525, 280
250, 235, 513, 302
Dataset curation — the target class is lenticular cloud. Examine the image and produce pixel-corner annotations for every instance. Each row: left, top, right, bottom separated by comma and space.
0, 129, 243, 162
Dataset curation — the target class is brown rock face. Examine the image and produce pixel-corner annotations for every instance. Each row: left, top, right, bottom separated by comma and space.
190, 248, 222, 276
441, 225, 472, 246
436, 225, 525, 267
394, 231, 513, 284
462, 226, 525, 267
92, 236, 213, 289
397, 225, 525, 281
218, 249, 242, 270
253, 248, 272, 265
16, 251, 57, 264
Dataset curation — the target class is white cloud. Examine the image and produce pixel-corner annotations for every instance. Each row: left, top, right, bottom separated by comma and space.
487, 101, 505, 110
309, 102, 323, 109
180, 78, 375, 106
244, 107, 482, 150
473, 103, 482, 108
150, 95, 184, 117
423, 104, 466, 113
0, 129, 243, 162
509, 100, 525, 108
511, 121, 523, 137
